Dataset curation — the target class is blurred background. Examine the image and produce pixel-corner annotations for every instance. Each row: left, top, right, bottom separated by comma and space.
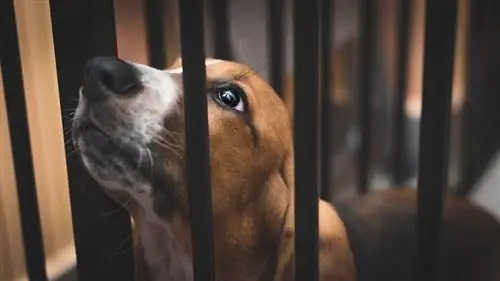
1, 0, 499, 280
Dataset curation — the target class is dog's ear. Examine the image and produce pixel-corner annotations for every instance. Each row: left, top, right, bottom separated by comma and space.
273, 150, 357, 281
279, 150, 294, 190
272, 150, 296, 281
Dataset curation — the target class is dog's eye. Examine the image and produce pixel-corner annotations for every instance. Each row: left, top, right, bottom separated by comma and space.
215, 84, 245, 112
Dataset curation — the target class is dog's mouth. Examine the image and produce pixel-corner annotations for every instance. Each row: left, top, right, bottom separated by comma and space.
74, 120, 152, 180
74, 119, 183, 216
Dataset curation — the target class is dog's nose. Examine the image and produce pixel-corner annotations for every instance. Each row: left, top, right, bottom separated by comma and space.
82, 56, 142, 102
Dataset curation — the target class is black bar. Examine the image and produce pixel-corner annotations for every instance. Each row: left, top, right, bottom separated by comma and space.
457, 0, 500, 197
392, 0, 411, 186
319, 0, 333, 201
357, 0, 376, 194
293, 0, 321, 279
143, 0, 167, 69
50, 1, 135, 281
415, 1, 457, 281
177, 0, 216, 280
267, 0, 284, 97
0, 1, 48, 280
209, 0, 232, 60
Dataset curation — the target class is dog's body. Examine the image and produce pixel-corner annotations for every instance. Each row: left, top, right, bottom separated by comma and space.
72, 57, 356, 281
335, 188, 500, 281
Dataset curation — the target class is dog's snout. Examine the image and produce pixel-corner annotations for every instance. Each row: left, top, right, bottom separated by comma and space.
82, 56, 142, 102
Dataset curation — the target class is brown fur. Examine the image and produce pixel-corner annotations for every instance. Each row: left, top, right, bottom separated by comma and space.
117, 59, 357, 281
335, 188, 500, 281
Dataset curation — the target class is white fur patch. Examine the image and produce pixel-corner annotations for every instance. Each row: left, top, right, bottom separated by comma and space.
127, 62, 180, 144
75, 60, 194, 280
165, 58, 223, 74
133, 191, 194, 281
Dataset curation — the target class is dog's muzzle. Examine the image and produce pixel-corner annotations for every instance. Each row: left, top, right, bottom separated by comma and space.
72, 56, 181, 196
72, 57, 151, 180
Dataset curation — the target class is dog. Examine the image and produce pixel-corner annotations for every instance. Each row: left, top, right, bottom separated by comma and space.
335, 187, 500, 281
72, 57, 357, 281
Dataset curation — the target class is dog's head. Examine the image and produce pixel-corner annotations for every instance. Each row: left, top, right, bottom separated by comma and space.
72, 56, 293, 222
72, 57, 357, 281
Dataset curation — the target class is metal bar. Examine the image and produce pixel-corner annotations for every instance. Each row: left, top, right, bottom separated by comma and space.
415, 1, 458, 280
0, 1, 48, 280
177, 0, 215, 280
143, 0, 167, 69
457, 0, 500, 197
357, 0, 376, 194
293, 0, 321, 279
267, 0, 284, 97
210, 0, 233, 60
50, 1, 134, 280
392, 0, 411, 186
319, 0, 333, 201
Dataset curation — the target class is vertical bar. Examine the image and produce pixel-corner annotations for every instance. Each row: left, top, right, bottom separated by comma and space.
267, 0, 284, 96
357, 0, 376, 194
392, 0, 411, 185
0, 1, 48, 280
209, 0, 232, 60
415, 1, 457, 281
293, 0, 321, 279
458, 0, 500, 197
143, 0, 167, 69
50, 1, 135, 280
177, 0, 215, 280
319, 0, 333, 200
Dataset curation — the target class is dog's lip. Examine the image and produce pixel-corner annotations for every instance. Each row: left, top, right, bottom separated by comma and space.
75, 121, 141, 164
77, 122, 117, 154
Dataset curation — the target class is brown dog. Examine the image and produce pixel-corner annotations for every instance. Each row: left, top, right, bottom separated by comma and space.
72, 57, 357, 281
335, 188, 500, 281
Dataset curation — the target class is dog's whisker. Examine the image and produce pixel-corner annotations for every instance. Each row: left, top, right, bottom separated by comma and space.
145, 147, 155, 178
157, 133, 183, 150
153, 139, 183, 160
162, 128, 182, 141
63, 127, 73, 136
63, 110, 76, 117
66, 148, 79, 158
107, 245, 134, 261
106, 235, 133, 261
156, 131, 183, 149
99, 196, 132, 218
62, 114, 75, 121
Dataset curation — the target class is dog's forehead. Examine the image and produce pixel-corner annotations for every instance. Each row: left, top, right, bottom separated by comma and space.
165, 58, 272, 105
165, 58, 224, 73
166, 58, 252, 79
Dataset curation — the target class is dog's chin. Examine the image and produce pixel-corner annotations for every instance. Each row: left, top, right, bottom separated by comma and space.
75, 123, 152, 192
74, 123, 183, 217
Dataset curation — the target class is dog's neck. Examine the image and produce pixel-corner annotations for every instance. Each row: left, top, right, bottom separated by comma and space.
132, 192, 193, 281
212, 172, 291, 280
131, 173, 291, 281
